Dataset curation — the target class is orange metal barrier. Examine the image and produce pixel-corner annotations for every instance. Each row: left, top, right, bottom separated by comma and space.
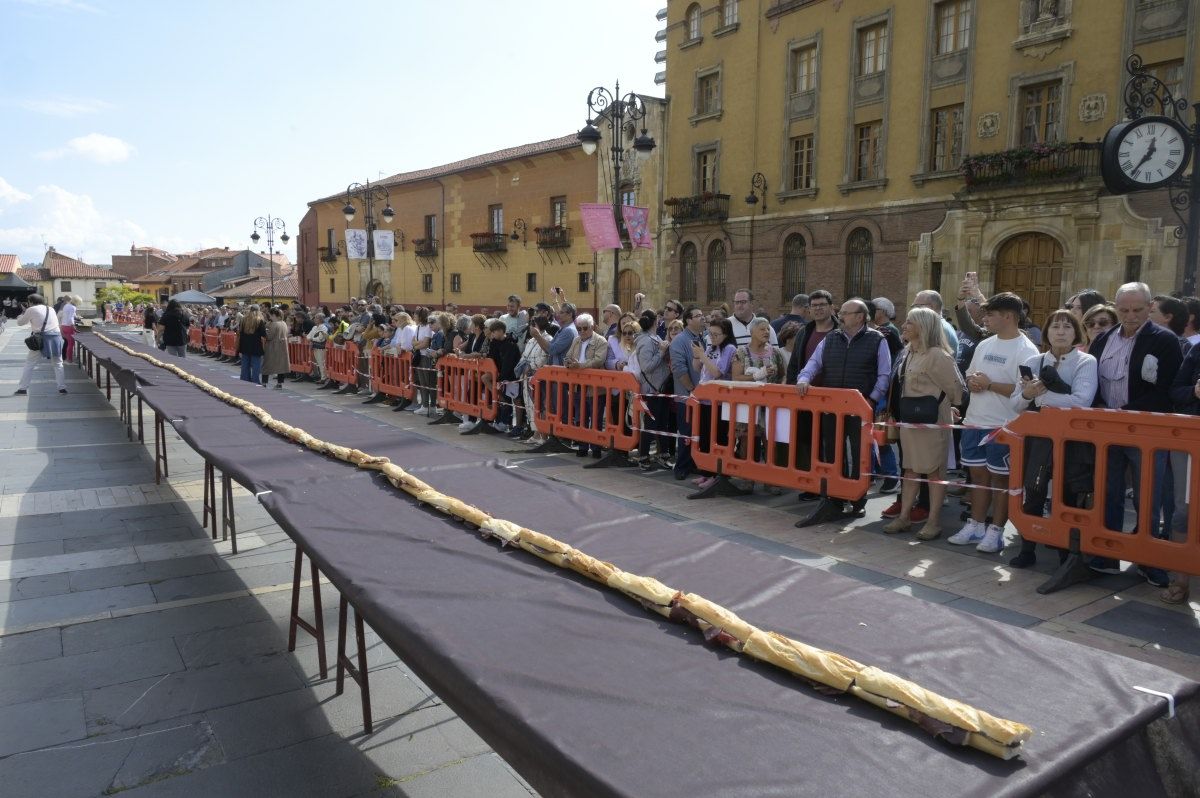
203, 329, 220, 354
371, 349, 415, 401
686, 382, 874, 501
288, 339, 314, 375
326, 342, 359, 386
188, 327, 203, 350
219, 331, 237, 358
436, 355, 498, 421
529, 366, 641, 452
1001, 407, 1200, 578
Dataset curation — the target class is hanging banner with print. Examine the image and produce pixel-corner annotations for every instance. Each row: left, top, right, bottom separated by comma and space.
579, 203, 622, 251
620, 205, 652, 249
373, 230, 395, 261
345, 228, 369, 260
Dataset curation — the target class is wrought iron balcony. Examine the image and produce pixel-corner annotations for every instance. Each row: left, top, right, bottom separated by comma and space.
413, 238, 438, 258
665, 193, 730, 224
318, 246, 339, 263
535, 225, 571, 249
470, 233, 507, 253
961, 141, 1101, 192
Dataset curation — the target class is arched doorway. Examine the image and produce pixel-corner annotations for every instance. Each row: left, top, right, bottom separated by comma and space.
994, 232, 1063, 328
617, 268, 641, 313
364, 279, 385, 304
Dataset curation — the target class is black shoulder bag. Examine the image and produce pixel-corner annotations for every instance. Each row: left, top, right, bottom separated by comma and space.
25, 308, 49, 351
894, 356, 945, 424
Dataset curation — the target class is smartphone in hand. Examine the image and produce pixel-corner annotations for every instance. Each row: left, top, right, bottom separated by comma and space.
1018, 365, 1034, 380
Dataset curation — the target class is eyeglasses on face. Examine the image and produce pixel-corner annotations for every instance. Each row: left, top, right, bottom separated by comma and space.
1084, 318, 1113, 328
809, 302, 830, 309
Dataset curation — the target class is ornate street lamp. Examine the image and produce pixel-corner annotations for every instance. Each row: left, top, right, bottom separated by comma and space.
250, 215, 288, 306
342, 179, 395, 297
744, 172, 767, 291
578, 80, 656, 304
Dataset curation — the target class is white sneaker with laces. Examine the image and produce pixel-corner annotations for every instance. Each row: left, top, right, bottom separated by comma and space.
414, 406, 429, 416
491, 422, 508, 433
458, 421, 474, 431
947, 519, 985, 545
976, 523, 1006, 554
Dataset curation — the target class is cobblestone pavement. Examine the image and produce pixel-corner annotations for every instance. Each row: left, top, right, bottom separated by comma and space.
1, 323, 1197, 796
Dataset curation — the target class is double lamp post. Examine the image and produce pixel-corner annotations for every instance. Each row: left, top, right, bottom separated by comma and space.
342, 180, 395, 297
250, 215, 288, 306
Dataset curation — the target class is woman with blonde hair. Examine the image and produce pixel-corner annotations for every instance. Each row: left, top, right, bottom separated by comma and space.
883, 306, 964, 539
235, 305, 267, 384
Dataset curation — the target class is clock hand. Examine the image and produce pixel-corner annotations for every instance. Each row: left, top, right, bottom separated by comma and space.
1133, 141, 1155, 172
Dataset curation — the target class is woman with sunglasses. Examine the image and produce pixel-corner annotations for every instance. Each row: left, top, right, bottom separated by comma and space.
1080, 304, 1117, 347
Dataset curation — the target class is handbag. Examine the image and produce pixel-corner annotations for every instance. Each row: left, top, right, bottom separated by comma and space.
24, 307, 49, 351
893, 357, 944, 425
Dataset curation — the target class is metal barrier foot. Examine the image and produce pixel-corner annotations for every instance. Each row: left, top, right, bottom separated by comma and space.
686, 474, 752, 499
795, 497, 846, 528
317, 380, 339, 390
428, 409, 457, 426
1036, 529, 1095, 595
527, 436, 574, 454
461, 420, 503, 436
583, 448, 637, 470
333, 384, 358, 395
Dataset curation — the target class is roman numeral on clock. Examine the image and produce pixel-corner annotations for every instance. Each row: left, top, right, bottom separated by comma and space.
1122, 161, 1134, 172
1169, 149, 1181, 156
1166, 159, 1177, 169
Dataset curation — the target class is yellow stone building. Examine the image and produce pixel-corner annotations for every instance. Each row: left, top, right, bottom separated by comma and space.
661, 0, 1197, 322
300, 107, 668, 314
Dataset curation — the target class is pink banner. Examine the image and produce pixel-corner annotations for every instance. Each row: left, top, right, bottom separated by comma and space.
621, 205, 652, 249
579, 203, 622, 251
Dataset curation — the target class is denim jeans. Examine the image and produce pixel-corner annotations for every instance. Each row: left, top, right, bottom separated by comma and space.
239, 354, 263, 384
164, 345, 186, 358
873, 442, 899, 479
1103, 445, 1170, 537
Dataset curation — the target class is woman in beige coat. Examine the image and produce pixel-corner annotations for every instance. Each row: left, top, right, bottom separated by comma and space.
261, 307, 291, 389
883, 307, 964, 540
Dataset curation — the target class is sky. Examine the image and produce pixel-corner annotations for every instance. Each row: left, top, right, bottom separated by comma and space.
0, 0, 664, 266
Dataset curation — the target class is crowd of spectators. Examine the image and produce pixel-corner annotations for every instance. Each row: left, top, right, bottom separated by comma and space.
107, 277, 1200, 606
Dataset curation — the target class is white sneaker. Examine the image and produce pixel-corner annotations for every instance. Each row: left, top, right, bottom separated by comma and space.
414, 406, 429, 416
947, 519, 985, 545
458, 421, 474, 431
491, 422, 508, 433
976, 523, 1006, 554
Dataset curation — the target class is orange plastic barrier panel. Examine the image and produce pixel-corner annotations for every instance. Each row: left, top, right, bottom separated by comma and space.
188, 327, 203, 350
203, 329, 219, 353
1001, 407, 1200, 576
219, 331, 237, 358
287, 339, 313, 375
529, 366, 642, 452
686, 382, 874, 501
325, 342, 359, 386
436, 355, 498, 421
371, 349, 415, 401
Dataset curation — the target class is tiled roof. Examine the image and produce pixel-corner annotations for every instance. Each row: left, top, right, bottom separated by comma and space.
209, 275, 297, 299
310, 133, 579, 204
131, 246, 177, 262
42, 255, 122, 280
133, 256, 200, 281
0, 254, 20, 274
17, 267, 47, 282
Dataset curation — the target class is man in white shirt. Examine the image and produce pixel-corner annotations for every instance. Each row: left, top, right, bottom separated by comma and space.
499, 294, 527, 343
15, 294, 68, 395
947, 292, 1039, 554
729, 288, 778, 347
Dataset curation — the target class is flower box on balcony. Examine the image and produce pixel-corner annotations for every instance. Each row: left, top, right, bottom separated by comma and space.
960, 142, 1101, 192
535, 226, 571, 249
413, 238, 438, 258
665, 193, 731, 224
318, 246, 339, 263
470, 233, 507, 253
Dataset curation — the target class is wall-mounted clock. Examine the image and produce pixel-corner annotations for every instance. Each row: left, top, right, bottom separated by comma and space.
1101, 115, 1192, 194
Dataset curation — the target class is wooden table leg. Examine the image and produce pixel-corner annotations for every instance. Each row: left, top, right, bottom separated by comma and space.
137, 396, 144, 443
154, 414, 168, 484
287, 545, 328, 680
221, 473, 237, 554
335, 594, 373, 733
202, 462, 216, 539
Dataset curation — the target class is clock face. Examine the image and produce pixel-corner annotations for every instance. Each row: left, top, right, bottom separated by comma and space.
1115, 117, 1189, 187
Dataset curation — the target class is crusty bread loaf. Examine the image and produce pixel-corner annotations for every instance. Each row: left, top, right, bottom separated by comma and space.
606, 571, 678, 616
675, 593, 758, 645
562, 550, 617, 585
743, 630, 861, 692
854, 666, 1032, 746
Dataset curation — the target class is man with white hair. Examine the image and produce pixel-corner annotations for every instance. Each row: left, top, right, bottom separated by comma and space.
1087, 281, 1182, 585
795, 297, 892, 524
565, 312, 607, 458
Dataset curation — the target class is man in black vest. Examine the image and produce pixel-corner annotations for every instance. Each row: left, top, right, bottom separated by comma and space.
795, 298, 892, 525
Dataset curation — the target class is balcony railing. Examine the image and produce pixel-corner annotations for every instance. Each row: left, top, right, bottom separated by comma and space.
961, 141, 1101, 192
665, 193, 731, 224
470, 233, 507, 253
535, 225, 571, 249
413, 238, 438, 258
318, 246, 339, 263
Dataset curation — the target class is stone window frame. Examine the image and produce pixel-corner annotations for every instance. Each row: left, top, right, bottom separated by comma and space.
450, 273, 462, 293
1120, 0, 1195, 109
714, 0, 739, 36
1014, 0, 1073, 52
840, 9, 892, 194
691, 62, 724, 124
933, 0, 972, 56
692, 140, 721, 195
785, 30, 821, 117
779, 31, 822, 203
913, 0, 975, 186
681, 3, 704, 49
927, 104, 966, 173
421, 273, 433, 293
1007, 63, 1074, 148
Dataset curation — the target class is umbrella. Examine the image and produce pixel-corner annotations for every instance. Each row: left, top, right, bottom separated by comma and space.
169, 289, 218, 304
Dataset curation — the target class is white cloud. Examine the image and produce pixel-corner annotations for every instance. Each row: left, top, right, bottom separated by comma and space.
37, 133, 135, 164
20, 97, 113, 117
0, 179, 147, 263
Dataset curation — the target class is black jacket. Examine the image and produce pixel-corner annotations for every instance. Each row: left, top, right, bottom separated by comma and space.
1088, 321, 1182, 413
487, 334, 521, 382
817, 326, 887, 399
785, 320, 836, 386
1170, 343, 1200, 415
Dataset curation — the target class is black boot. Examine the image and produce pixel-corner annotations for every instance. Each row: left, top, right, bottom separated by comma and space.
362, 392, 386, 404
1009, 539, 1037, 569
